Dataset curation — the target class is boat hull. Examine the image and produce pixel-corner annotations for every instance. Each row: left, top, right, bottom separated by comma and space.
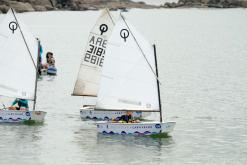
96, 121, 176, 135
0, 110, 47, 123
80, 108, 142, 120
47, 66, 57, 75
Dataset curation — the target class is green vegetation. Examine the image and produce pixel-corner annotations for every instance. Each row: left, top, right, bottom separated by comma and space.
149, 133, 170, 138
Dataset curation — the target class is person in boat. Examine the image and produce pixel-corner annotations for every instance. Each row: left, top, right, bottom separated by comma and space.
44, 52, 55, 68
10, 98, 29, 110
118, 111, 133, 123
46, 52, 54, 66
49, 57, 55, 67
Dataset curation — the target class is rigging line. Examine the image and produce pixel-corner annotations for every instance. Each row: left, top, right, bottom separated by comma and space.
106, 8, 115, 26
11, 8, 37, 70
120, 13, 161, 85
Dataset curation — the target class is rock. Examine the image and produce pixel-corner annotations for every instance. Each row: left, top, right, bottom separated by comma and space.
1, 0, 246, 13
33, 5, 47, 11
164, 2, 174, 8
45, 5, 55, 10
166, 0, 247, 8
0, 0, 155, 12
34, 4, 55, 11
2, 0, 35, 12
240, 0, 247, 7
0, 5, 9, 13
138, 1, 145, 5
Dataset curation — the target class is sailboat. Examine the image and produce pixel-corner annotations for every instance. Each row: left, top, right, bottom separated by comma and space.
95, 14, 175, 135
72, 9, 142, 120
0, 8, 46, 123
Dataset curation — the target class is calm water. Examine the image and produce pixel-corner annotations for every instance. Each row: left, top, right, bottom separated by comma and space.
0, 9, 247, 165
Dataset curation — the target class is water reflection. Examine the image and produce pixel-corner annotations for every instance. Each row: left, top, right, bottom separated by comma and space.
73, 123, 175, 165
97, 133, 175, 149
96, 134, 175, 164
0, 124, 44, 165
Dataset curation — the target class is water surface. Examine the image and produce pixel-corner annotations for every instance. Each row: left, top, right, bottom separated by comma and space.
0, 9, 247, 165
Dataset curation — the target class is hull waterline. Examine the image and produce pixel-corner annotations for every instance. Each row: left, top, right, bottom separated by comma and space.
96, 121, 176, 136
0, 110, 47, 123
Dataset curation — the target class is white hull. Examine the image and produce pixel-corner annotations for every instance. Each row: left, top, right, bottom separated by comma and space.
0, 110, 47, 123
80, 108, 142, 120
96, 121, 176, 135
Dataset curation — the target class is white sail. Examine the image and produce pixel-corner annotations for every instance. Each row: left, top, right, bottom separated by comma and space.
0, 9, 38, 100
95, 16, 159, 112
73, 9, 115, 96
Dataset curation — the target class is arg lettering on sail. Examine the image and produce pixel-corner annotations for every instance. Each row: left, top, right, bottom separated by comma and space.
84, 34, 107, 67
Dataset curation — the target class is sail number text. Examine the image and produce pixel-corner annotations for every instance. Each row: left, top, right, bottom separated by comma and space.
84, 35, 107, 67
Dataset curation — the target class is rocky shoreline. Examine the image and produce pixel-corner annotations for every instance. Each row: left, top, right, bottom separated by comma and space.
162, 0, 247, 8
0, 0, 155, 13
0, 0, 247, 13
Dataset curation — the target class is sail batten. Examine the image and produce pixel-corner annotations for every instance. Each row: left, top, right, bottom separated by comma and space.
72, 9, 115, 96
95, 17, 159, 112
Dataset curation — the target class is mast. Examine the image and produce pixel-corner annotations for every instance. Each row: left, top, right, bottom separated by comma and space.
153, 44, 163, 122
33, 40, 40, 111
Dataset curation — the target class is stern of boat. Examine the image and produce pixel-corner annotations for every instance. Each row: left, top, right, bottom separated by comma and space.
160, 122, 176, 133
30, 111, 47, 122
0, 110, 46, 123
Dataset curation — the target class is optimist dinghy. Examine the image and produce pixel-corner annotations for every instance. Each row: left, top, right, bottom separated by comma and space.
0, 8, 46, 123
95, 14, 176, 136
72, 9, 142, 120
